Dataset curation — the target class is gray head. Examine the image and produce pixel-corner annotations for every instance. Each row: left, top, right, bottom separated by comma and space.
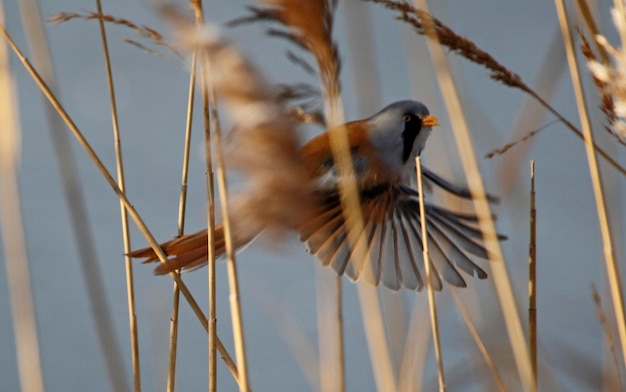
365, 100, 438, 178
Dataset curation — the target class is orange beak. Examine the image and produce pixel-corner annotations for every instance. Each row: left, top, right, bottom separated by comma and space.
422, 115, 439, 128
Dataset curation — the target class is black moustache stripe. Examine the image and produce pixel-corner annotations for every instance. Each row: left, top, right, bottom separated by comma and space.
401, 114, 423, 163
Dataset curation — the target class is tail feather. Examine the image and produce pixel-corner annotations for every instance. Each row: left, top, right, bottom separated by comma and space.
128, 227, 228, 275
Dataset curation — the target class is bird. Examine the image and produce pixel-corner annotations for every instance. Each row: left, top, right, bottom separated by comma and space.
128, 100, 505, 291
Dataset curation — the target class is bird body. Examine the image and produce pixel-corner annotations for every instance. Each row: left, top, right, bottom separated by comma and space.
129, 101, 503, 291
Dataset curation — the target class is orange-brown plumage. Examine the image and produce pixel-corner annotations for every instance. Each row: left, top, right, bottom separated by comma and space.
129, 100, 504, 291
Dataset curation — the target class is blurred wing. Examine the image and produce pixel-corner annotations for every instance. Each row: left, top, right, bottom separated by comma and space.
300, 185, 500, 291
422, 166, 500, 204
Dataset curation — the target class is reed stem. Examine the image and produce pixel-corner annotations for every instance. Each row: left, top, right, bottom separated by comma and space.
555, 0, 626, 370
416, 0, 534, 389
92, 0, 140, 389
0, 25, 243, 386
529, 160, 537, 391
0, 4, 44, 388
416, 157, 446, 392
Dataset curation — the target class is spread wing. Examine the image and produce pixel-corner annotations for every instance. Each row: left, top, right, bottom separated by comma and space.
299, 185, 505, 291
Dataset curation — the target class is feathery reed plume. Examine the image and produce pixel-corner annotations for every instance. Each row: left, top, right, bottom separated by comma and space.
49, 11, 181, 58
366, 0, 529, 90
238, 3, 351, 391
162, 5, 314, 244
123, 39, 169, 59
585, 4, 626, 145
484, 120, 559, 158
273, 84, 326, 126
368, 0, 626, 176
579, 31, 624, 145
228, 1, 341, 114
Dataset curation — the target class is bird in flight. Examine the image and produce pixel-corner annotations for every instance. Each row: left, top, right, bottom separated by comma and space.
129, 100, 505, 291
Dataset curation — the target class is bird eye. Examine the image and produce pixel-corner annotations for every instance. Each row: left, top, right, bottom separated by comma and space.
403, 114, 412, 122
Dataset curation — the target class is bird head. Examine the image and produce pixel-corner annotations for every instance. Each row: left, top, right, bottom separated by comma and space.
365, 100, 439, 182
299, 100, 439, 189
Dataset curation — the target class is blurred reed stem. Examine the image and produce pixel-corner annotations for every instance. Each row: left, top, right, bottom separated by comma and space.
416, 157, 446, 392
0, 3, 44, 390
592, 285, 625, 390
14, 0, 132, 389
0, 25, 243, 385
398, 298, 429, 392
450, 290, 506, 392
554, 0, 626, 369
416, 0, 535, 389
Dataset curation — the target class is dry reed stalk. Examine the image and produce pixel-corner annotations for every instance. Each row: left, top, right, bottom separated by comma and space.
209, 70, 250, 392
416, 157, 446, 392
204, 74, 219, 392
412, 0, 535, 389
450, 290, 506, 392
185, 2, 220, 391
529, 161, 537, 391
195, 4, 221, 391
0, 24, 243, 384
0, 4, 43, 390
592, 285, 625, 390
166, 51, 198, 392
90, 0, 142, 389
167, 282, 180, 392
555, 0, 626, 372
367, 0, 626, 177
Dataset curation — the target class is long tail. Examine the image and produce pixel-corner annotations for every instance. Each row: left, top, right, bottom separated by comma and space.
128, 227, 227, 275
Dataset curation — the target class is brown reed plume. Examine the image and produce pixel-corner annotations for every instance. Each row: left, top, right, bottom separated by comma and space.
273, 83, 326, 126
229, 1, 341, 113
162, 5, 315, 243
367, 0, 626, 176
231, 3, 352, 391
231, 2, 401, 391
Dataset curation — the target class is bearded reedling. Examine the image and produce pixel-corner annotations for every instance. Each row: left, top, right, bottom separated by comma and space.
129, 100, 505, 291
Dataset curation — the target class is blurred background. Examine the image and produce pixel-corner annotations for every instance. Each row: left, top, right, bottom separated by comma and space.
1, 0, 625, 390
